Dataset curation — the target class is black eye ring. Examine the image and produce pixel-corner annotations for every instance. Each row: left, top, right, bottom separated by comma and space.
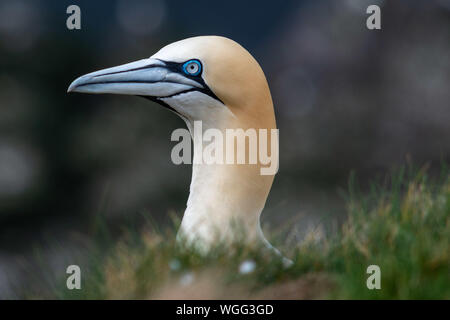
182, 59, 202, 76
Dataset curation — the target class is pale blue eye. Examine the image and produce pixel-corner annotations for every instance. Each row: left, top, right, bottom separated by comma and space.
182, 60, 202, 76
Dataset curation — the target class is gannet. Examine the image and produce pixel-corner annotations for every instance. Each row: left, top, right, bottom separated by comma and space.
68, 36, 280, 254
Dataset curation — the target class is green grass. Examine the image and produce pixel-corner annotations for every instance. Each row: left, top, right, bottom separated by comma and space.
52, 166, 449, 300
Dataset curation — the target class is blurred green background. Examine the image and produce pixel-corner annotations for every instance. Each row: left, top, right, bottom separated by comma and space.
0, 0, 449, 298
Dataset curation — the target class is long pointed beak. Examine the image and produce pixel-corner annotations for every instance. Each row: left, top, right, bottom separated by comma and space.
68, 58, 202, 97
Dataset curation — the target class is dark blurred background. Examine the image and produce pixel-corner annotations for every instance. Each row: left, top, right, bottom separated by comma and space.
0, 0, 449, 298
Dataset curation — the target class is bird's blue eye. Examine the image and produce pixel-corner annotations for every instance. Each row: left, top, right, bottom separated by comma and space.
182, 60, 202, 76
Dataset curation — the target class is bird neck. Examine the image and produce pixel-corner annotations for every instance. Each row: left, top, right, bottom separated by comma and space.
177, 112, 277, 249
181, 163, 263, 246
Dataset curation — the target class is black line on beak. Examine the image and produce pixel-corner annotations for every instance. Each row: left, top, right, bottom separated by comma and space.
74, 79, 186, 89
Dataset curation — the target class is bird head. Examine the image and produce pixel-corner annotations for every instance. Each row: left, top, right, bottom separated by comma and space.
68, 36, 275, 130
68, 36, 279, 247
